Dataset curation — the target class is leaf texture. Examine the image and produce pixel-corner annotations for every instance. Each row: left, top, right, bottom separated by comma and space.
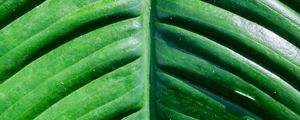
0, 0, 299, 119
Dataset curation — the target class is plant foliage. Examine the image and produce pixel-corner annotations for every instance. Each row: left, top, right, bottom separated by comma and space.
0, 0, 299, 119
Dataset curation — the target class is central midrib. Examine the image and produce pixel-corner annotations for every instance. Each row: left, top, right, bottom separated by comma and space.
141, 0, 157, 119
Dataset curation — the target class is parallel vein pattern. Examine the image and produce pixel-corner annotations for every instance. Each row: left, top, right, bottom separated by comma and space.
0, 0, 299, 119
0, 0, 142, 82
155, 0, 300, 119
0, 0, 148, 119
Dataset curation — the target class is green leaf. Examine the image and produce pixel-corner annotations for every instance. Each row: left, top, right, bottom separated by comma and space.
0, 0, 299, 119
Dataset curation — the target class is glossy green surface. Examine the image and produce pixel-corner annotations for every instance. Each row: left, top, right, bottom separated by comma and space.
0, 0, 299, 119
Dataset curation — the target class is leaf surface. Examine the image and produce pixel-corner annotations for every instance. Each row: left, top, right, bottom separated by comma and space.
0, 0, 299, 119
